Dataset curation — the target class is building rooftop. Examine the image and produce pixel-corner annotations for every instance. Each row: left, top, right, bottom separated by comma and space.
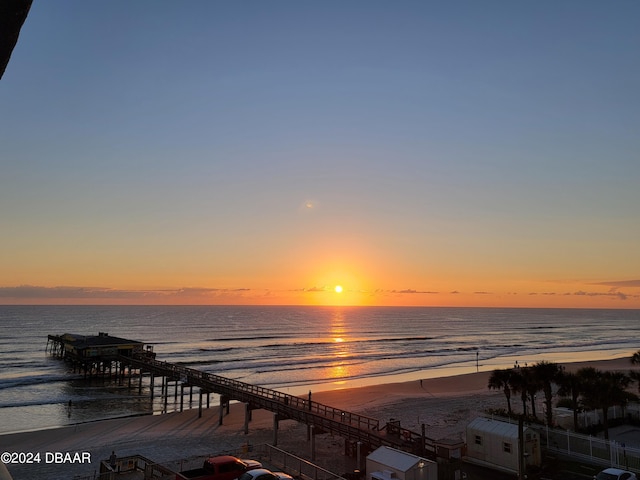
58, 332, 143, 349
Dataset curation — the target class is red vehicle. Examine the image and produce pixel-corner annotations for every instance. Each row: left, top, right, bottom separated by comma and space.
176, 455, 262, 480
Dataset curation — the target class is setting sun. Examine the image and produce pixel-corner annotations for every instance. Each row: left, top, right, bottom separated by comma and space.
334, 285, 343, 293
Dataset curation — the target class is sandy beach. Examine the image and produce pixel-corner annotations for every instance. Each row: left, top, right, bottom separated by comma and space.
1, 356, 638, 480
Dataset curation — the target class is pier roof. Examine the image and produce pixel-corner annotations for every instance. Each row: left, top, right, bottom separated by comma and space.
58, 332, 143, 349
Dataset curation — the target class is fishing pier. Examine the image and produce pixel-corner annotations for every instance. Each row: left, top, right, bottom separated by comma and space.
47, 332, 438, 461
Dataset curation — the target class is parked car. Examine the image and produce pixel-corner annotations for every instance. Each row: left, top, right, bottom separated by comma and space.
272, 472, 293, 480
272, 473, 293, 480
237, 468, 279, 480
242, 460, 263, 470
176, 455, 262, 480
594, 468, 638, 480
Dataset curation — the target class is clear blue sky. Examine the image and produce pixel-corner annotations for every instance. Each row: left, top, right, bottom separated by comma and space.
1, 1, 639, 306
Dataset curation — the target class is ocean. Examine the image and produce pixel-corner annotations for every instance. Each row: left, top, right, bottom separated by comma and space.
0, 305, 638, 435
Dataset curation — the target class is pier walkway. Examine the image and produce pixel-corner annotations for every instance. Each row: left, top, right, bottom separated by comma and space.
47, 333, 437, 459
123, 353, 436, 457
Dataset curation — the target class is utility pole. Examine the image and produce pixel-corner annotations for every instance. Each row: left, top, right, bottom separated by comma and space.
518, 415, 525, 480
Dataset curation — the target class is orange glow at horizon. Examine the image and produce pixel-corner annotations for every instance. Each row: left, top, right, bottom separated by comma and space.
3, 258, 640, 308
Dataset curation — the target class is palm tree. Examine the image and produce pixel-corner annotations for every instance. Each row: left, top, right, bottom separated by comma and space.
531, 361, 562, 426
578, 367, 608, 437
488, 368, 514, 414
524, 367, 542, 419
630, 351, 640, 394
578, 367, 635, 440
509, 366, 532, 417
629, 370, 640, 394
557, 369, 583, 431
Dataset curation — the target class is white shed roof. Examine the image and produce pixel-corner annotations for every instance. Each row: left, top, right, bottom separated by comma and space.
367, 446, 425, 472
467, 417, 521, 439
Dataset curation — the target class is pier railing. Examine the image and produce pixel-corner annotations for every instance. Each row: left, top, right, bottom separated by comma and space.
253, 444, 349, 480
122, 353, 436, 457
125, 354, 381, 433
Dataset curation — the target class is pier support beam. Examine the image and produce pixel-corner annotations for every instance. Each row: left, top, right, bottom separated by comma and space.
310, 425, 316, 461
162, 376, 168, 412
272, 412, 279, 446
244, 403, 250, 435
218, 395, 230, 425
198, 389, 203, 418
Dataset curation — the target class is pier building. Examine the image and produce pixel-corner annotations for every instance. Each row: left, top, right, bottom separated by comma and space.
47, 332, 146, 358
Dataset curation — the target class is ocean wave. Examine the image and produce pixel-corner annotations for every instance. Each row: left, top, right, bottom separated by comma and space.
0, 374, 81, 390
0, 392, 152, 409
174, 359, 224, 366
258, 335, 439, 350
209, 335, 292, 342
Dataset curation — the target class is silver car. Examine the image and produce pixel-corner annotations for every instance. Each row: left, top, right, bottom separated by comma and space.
594, 468, 638, 480
238, 468, 279, 480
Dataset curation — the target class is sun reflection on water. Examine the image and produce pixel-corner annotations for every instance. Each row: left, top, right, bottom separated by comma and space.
328, 309, 352, 380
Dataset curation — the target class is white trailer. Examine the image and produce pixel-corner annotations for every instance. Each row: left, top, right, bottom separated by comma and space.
366, 446, 437, 480
464, 417, 540, 475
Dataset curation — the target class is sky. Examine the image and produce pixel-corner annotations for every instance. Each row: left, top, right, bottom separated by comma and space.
1, 1, 639, 307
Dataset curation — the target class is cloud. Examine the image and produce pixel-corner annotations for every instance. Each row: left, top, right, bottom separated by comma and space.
590, 280, 640, 288
0, 285, 137, 299
291, 286, 327, 292
390, 289, 439, 294
570, 290, 631, 300
544, 288, 640, 300
523, 289, 636, 301
173, 287, 250, 297
0, 285, 251, 300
